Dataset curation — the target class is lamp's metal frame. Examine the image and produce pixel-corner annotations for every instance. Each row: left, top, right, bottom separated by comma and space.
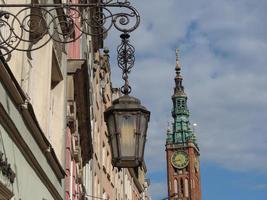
0, 1, 140, 61
117, 33, 135, 95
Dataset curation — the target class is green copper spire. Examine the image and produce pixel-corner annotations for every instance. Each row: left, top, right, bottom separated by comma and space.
166, 49, 197, 145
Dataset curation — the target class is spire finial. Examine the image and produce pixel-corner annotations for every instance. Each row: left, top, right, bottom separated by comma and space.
173, 48, 186, 97
175, 48, 181, 74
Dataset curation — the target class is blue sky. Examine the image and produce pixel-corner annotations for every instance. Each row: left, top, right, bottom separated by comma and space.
106, 0, 267, 199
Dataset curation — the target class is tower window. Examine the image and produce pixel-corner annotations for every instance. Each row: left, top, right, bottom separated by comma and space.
185, 178, 189, 197
174, 179, 178, 194
180, 178, 184, 197
177, 99, 181, 107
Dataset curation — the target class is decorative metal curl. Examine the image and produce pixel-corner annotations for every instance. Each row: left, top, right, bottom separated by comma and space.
117, 33, 135, 95
0, 1, 140, 61
0, 151, 16, 184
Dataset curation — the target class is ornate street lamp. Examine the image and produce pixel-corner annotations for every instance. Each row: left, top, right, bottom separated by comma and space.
0, 1, 149, 168
104, 33, 150, 168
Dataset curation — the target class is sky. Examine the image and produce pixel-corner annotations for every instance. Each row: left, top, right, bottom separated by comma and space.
106, 0, 267, 199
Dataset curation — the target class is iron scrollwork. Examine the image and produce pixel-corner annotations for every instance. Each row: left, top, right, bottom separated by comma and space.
117, 32, 135, 95
0, 151, 16, 184
0, 1, 140, 61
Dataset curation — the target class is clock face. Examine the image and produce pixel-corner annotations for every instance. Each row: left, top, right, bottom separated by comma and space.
171, 151, 189, 169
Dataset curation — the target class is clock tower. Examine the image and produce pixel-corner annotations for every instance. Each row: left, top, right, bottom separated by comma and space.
166, 49, 201, 200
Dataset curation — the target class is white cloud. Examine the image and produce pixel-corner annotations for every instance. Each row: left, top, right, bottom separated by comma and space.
106, 0, 267, 198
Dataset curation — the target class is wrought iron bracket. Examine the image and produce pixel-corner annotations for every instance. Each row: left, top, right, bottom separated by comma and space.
0, 1, 140, 61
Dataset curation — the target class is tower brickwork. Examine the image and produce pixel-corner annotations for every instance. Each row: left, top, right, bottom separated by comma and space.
166, 49, 201, 200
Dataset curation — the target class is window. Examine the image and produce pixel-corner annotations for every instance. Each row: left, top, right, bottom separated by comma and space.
174, 179, 178, 194
47, 48, 64, 165
177, 99, 181, 107
51, 49, 63, 89
185, 178, 189, 197
102, 143, 106, 167
180, 178, 184, 197
106, 151, 110, 174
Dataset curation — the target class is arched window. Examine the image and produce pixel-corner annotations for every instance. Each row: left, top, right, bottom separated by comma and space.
185, 178, 189, 197
180, 178, 184, 197
177, 99, 181, 107
181, 99, 185, 108
174, 179, 178, 194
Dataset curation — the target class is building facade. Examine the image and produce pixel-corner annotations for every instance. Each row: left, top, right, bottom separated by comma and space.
89, 49, 150, 200
0, 5, 67, 200
166, 50, 201, 200
0, 1, 150, 200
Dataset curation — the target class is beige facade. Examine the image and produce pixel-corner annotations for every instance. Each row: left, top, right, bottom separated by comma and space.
89, 49, 131, 200
0, 1, 67, 200
2, 0, 67, 167
0, 1, 151, 200
89, 50, 151, 200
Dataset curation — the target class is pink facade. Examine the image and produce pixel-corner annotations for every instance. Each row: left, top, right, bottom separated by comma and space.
66, 127, 81, 200
65, 127, 71, 200
68, 0, 81, 59
66, 0, 82, 198
72, 160, 77, 200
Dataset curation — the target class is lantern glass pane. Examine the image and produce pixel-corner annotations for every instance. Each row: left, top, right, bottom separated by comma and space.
118, 113, 137, 157
138, 114, 148, 158
111, 134, 118, 158
107, 115, 115, 136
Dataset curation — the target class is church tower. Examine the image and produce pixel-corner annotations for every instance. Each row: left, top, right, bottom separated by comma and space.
166, 49, 201, 200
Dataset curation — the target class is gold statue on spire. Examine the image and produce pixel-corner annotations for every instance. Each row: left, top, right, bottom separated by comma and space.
175, 48, 181, 72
